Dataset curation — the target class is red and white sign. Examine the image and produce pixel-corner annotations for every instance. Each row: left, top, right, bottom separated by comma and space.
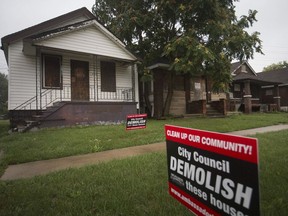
126, 114, 147, 130
166, 125, 260, 216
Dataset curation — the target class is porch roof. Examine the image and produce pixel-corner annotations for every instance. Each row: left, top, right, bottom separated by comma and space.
257, 68, 288, 84
1, 7, 138, 63
24, 19, 137, 61
147, 57, 170, 70
1, 7, 94, 62
233, 73, 281, 86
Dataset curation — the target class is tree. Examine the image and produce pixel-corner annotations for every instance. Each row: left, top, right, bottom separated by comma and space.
93, 0, 262, 117
0, 72, 8, 114
93, 0, 180, 64
263, 61, 288, 72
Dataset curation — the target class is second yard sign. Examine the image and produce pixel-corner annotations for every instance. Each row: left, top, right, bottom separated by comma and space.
166, 125, 260, 216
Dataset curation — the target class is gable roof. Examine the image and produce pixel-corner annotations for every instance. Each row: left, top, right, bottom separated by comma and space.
231, 62, 287, 85
1, 7, 137, 62
27, 19, 136, 61
230, 61, 242, 73
2, 7, 94, 46
230, 61, 257, 75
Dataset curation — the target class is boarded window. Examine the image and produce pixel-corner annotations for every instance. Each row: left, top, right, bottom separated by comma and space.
43, 55, 61, 88
101, 61, 116, 92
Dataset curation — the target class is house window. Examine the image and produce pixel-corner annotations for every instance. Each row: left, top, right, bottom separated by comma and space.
101, 61, 116, 92
42, 55, 61, 88
241, 65, 247, 73
234, 84, 240, 91
266, 89, 273, 96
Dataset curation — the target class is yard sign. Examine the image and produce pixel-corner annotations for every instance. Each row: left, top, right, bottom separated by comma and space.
126, 114, 147, 130
166, 125, 260, 216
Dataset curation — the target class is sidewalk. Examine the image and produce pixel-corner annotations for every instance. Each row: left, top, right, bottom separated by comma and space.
2, 124, 288, 180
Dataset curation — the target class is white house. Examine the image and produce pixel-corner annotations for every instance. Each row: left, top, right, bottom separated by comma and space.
1, 8, 139, 130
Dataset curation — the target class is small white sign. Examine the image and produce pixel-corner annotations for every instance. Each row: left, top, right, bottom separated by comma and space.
195, 82, 201, 90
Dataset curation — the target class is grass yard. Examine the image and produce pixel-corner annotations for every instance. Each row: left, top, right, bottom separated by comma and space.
0, 112, 288, 167
0, 129, 287, 215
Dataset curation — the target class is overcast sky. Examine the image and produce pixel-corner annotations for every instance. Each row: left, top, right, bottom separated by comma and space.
1, 0, 288, 74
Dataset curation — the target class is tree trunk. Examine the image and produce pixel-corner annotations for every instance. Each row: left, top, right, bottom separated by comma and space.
143, 82, 152, 117
184, 74, 191, 113
153, 70, 164, 119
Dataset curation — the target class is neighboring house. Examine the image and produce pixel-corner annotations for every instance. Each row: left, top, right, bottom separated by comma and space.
143, 59, 225, 118
1, 8, 139, 130
257, 68, 288, 111
229, 61, 285, 113
144, 60, 287, 118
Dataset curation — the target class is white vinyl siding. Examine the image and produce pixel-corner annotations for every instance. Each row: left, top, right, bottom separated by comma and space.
8, 46, 137, 110
34, 26, 135, 61
8, 16, 139, 110
8, 41, 37, 109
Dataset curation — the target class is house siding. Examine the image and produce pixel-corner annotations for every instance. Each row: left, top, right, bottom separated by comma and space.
8, 47, 136, 110
279, 86, 288, 106
34, 26, 135, 61
8, 41, 37, 110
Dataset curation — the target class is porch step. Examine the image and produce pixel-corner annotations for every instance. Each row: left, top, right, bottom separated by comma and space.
206, 104, 225, 118
183, 114, 202, 118
14, 102, 66, 133
17, 121, 40, 133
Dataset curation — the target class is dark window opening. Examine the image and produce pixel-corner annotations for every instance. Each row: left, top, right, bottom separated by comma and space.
43, 55, 61, 88
101, 61, 116, 92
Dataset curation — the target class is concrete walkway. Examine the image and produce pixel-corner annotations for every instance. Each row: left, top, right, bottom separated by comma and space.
2, 124, 288, 181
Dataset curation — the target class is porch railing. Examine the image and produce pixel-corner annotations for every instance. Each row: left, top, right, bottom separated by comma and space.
94, 87, 133, 101
14, 85, 134, 110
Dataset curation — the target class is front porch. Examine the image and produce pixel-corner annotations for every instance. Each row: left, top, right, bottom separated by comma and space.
9, 47, 138, 131
230, 75, 282, 114
10, 101, 137, 131
15, 84, 134, 111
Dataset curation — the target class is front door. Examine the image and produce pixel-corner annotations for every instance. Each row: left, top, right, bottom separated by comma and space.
71, 60, 89, 101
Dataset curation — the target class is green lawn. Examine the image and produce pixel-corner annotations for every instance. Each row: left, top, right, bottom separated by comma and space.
0, 113, 288, 215
0, 129, 287, 215
0, 113, 288, 166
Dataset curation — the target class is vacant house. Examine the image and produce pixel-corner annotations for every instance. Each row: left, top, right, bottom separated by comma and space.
257, 68, 288, 111
143, 60, 286, 118
143, 59, 226, 118
229, 61, 285, 113
1, 8, 139, 131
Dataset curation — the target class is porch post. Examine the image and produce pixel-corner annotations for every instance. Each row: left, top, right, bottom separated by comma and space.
244, 80, 252, 114
184, 74, 191, 113
273, 85, 281, 111
95, 56, 99, 101
153, 69, 164, 119
35, 48, 39, 110
93, 55, 96, 101
37, 47, 42, 110
131, 63, 135, 102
